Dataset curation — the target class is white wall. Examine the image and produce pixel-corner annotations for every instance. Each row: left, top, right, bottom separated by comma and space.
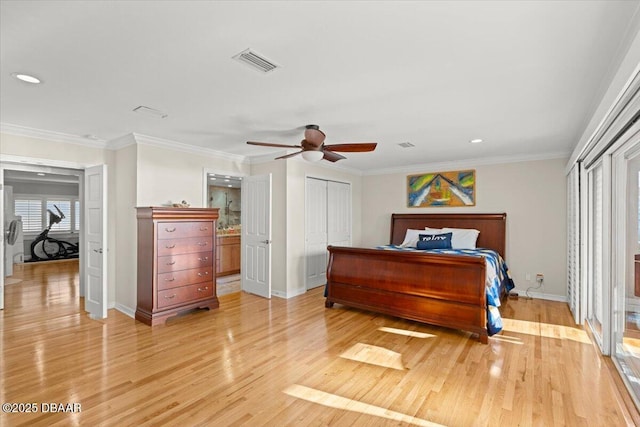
114, 142, 138, 314
136, 143, 248, 208
361, 157, 567, 299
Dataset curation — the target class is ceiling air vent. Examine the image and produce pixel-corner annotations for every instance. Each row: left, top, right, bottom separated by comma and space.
232, 48, 279, 73
398, 142, 415, 148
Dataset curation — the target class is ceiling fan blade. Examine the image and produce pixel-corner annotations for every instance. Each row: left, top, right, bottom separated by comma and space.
304, 128, 326, 147
247, 141, 301, 149
322, 150, 347, 162
323, 143, 377, 152
275, 151, 304, 160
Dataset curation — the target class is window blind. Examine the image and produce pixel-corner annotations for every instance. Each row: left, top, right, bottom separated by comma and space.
14, 199, 42, 233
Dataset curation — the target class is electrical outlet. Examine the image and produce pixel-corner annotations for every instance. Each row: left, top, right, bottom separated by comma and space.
525, 273, 531, 281
536, 273, 544, 282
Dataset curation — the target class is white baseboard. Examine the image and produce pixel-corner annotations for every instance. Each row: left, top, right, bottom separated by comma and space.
114, 303, 135, 318
511, 288, 567, 302
271, 289, 287, 299
271, 287, 307, 299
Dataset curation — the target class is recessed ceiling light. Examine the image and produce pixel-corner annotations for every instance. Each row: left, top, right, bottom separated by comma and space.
469, 138, 483, 144
12, 72, 41, 84
224, 179, 230, 182
37, 173, 46, 176
227, 185, 232, 188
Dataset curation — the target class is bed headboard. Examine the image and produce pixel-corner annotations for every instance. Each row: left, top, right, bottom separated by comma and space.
389, 213, 507, 257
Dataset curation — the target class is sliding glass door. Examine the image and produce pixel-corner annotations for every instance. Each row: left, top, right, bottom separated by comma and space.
612, 126, 640, 405
586, 160, 607, 351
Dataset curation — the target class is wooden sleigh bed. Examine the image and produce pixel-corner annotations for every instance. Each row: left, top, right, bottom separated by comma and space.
325, 213, 508, 344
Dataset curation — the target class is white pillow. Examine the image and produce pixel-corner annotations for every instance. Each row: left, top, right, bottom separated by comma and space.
424, 227, 443, 233
442, 227, 480, 249
399, 229, 426, 247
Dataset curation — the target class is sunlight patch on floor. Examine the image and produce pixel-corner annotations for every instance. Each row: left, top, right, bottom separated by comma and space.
490, 334, 523, 345
283, 384, 445, 427
501, 318, 591, 344
378, 326, 436, 339
340, 343, 406, 370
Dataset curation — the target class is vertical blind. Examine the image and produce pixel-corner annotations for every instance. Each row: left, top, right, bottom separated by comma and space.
567, 164, 580, 323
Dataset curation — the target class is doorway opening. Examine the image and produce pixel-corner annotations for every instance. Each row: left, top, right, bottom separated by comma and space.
2, 165, 82, 311
206, 172, 242, 295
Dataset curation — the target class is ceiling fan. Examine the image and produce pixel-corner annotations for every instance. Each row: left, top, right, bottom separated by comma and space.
247, 124, 377, 162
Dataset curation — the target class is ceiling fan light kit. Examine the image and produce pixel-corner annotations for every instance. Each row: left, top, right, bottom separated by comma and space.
301, 151, 324, 162
246, 124, 377, 163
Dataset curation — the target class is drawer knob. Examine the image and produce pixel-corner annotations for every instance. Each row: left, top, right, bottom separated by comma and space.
198, 256, 209, 261
165, 244, 176, 249
197, 271, 209, 277
164, 294, 176, 299
197, 242, 208, 246
166, 261, 176, 265
198, 286, 209, 292
165, 227, 177, 233
200, 226, 208, 231
164, 277, 175, 282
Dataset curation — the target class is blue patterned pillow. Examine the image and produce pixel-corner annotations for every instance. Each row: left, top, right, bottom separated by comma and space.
416, 232, 453, 250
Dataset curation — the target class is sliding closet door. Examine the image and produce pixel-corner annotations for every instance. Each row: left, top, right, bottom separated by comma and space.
327, 181, 351, 247
305, 178, 352, 290
305, 178, 328, 289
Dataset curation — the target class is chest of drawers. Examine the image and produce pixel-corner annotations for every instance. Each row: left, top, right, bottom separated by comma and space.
135, 207, 219, 325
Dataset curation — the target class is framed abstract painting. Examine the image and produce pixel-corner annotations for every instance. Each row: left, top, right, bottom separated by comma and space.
407, 169, 476, 207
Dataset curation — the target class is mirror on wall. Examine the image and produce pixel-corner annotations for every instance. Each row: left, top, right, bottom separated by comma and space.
207, 174, 242, 234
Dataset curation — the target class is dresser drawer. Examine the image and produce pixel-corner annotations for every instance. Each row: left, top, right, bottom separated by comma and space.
157, 282, 214, 309
157, 236, 213, 257
157, 221, 214, 240
157, 252, 213, 273
157, 266, 213, 291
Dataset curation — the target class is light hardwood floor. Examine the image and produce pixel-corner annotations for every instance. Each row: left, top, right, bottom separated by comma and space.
1, 260, 639, 426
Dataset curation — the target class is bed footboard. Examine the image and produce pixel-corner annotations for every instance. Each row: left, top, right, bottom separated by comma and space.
325, 246, 489, 343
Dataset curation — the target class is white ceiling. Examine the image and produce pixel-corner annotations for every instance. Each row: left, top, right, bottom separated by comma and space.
1, 1, 639, 172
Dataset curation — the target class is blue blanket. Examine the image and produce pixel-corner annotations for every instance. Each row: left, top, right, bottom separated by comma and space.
376, 246, 515, 335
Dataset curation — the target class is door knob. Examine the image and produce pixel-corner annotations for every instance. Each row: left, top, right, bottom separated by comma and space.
261, 240, 272, 244
93, 248, 103, 254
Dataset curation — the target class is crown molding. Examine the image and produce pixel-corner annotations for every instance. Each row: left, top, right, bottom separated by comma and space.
0, 123, 250, 165
0, 122, 108, 148
364, 151, 570, 176
108, 133, 137, 150
131, 133, 248, 163
1, 122, 568, 176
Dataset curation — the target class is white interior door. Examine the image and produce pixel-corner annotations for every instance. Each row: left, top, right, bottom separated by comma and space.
241, 174, 271, 298
328, 181, 351, 246
84, 164, 107, 319
306, 178, 328, 289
